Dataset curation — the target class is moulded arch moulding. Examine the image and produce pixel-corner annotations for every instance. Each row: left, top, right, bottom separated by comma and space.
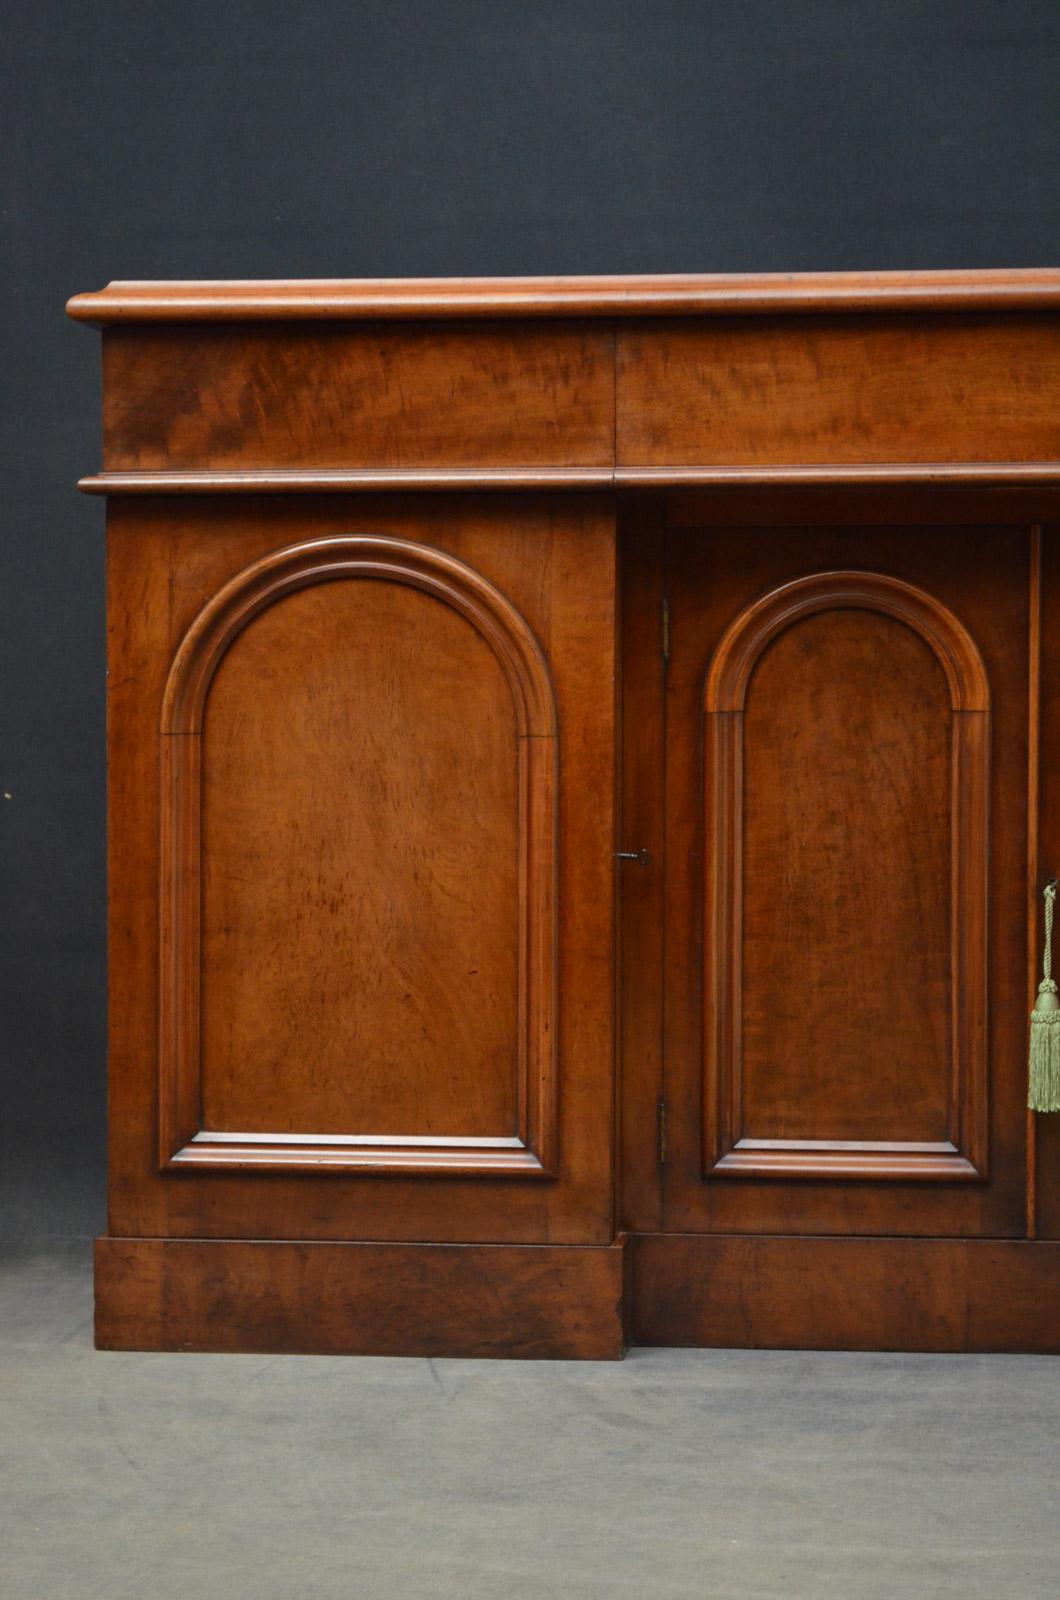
701, 565, 990, 1184
161, 533, 558, 738
704, 568, 990, 715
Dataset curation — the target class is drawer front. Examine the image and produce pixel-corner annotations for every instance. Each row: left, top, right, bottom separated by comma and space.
102, 321, 615, 471
617, 313, 1060, 467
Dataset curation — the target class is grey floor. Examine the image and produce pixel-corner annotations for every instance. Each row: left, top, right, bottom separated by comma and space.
3, 1247, 1060, 1600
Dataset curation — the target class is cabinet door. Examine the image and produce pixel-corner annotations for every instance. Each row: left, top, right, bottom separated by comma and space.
656, 524, 1032, 1238
108, 495, 617, 1245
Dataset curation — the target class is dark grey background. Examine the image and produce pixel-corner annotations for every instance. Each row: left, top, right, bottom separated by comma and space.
3, 0, 1059, 1242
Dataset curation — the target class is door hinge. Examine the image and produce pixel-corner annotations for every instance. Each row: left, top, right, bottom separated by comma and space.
661, 593, 670, 663
657, 1099, 667, 1166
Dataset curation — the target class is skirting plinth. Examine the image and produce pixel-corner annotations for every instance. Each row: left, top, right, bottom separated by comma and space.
94, 1236, 629, 1360
631, 1235, 1060, 1353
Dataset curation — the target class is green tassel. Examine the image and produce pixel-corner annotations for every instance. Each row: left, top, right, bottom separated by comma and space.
1029, 881, 1060, 1113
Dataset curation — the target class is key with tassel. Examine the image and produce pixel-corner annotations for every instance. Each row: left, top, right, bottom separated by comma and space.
1029, 878, 1060, 1112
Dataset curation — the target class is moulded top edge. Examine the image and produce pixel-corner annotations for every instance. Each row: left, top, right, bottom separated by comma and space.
65, 268, 1060, 324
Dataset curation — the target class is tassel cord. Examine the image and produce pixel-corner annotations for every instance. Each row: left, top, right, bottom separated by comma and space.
1043, 880, 1055, 988
1029, 879, 1060, 1113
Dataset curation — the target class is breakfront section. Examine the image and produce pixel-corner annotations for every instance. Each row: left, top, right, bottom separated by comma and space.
70, 271, 1060, 1356
69, 284, 626, 1358
96, 493, 622, 1357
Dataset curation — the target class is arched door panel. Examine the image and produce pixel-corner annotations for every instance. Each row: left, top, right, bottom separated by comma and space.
649, 523, 1031, 1240
704, 571, 988, 1182
159, 535, 557, 1177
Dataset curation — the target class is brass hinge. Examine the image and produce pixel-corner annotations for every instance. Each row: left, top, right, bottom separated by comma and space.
661, 593, 670, 663
658, 1099, 667, 1166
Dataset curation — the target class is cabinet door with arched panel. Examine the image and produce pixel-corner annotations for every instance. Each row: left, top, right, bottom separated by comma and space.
106, 495, 617, 1247
160, 534, 558, 1179
655, 523, 1033, 1240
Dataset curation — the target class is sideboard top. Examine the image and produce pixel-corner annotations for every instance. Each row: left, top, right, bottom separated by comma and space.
67, 268, 1060, 324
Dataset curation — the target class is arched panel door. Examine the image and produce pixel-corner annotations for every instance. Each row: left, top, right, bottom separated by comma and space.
653, 524, 1032, 1241
703, 571, 989, 1183
159, 535, 558, 1177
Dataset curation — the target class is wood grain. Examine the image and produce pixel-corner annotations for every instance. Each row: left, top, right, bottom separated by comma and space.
1035, 523, 1060, 1239
617, 315, 1060, 467
80, 467, 615, 493
157, 537, 557, 1176
106, 493, 616, 1245
632, 1233, 1060, 1352
199, 579, 521, 1148
665, 484, 1060, 528
659, 523, 1029, 1239
100, 322, 615, 472
67, 268, 1060, 324
96, 1236, 628, 1359
612, 463, 1060, 486
703, 571, 989, 1182
617, 502, 667, 1231
82, 276, 1060, 1356
1026, 527, 1042, 1238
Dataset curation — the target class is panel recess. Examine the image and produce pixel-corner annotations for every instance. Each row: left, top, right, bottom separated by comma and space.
703, 570, 990, 1181
159, 535, 558, 1176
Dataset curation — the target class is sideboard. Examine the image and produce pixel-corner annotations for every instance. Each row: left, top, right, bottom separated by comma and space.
68, 271, 1060, 1357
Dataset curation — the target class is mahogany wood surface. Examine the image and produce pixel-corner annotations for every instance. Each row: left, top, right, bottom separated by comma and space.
80, 467, 616, 493
96, 1236, 628, 1359
100, 323, 615, 472
631, 1234, 1060, 1353
74, 273, 1060, 1356
665, 485, 1060, 527
97, 318, 1060, 478
1036, 526, 1060, 1238
107, 493, 616, 1245
67, 268, 1060, 322
160, 535, 557, 1178
649, 523, 1030, 1237
617, 502, 668, 1233
80, 464, 1060, 495
617, 314, 1060, 467
704, 570, 989, 1183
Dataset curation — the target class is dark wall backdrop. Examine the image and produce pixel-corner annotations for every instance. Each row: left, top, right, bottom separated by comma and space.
3, 0, 1059, 1241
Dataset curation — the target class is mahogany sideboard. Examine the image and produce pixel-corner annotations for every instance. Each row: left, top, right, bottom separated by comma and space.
68, 271, 1060, 1358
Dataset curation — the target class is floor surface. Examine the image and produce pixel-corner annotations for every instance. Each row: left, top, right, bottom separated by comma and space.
3, 1244, 1060, 1599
